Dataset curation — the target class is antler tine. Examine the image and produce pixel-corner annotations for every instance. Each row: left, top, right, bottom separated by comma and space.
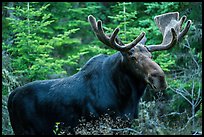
147, 28, 177, 52
88, 15, 145, 52
179, 15, 187, 30
125, 32, 145, 48
97, 20, 117, 49
109, 27, 145, 51
88, 15, 110, 47
178, 20, 192, 41
89, 15, 118, 49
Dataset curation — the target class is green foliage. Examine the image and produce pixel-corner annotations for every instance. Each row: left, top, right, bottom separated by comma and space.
144, 2, 181, 15
108, 3, 143, 44
154, 52, 176, 72
2, 2, 202, 135
3, 2, 82, 82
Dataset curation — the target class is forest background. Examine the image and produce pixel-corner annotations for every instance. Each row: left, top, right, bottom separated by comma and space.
2, 2, 202, 135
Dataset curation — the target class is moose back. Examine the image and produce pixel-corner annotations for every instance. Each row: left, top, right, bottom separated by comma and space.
8, 12, 191, 135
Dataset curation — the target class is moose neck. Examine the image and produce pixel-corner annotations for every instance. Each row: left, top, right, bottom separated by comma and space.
102, 52, 147, 99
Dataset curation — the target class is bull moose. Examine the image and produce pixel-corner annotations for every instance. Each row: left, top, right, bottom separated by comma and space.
8, 12, 191, 135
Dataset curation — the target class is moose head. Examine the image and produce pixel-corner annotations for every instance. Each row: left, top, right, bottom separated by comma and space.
88, 12, 191, 91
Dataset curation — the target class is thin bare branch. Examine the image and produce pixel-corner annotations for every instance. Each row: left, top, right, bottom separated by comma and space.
179, 88, 191, 96
185, 39, 200, 70
169, 87, 193, 105
195, 87, 202, 107
191, 80, 194, 99
160, 110, 187, 118
110, 127, 142, 134
178, 115, 196, 132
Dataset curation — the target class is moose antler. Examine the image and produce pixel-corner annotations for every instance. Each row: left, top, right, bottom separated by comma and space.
88, 15, 145, 52
146, 12, 192, 52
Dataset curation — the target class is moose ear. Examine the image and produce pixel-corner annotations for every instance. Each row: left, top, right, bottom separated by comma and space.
138, 35, 147, 45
